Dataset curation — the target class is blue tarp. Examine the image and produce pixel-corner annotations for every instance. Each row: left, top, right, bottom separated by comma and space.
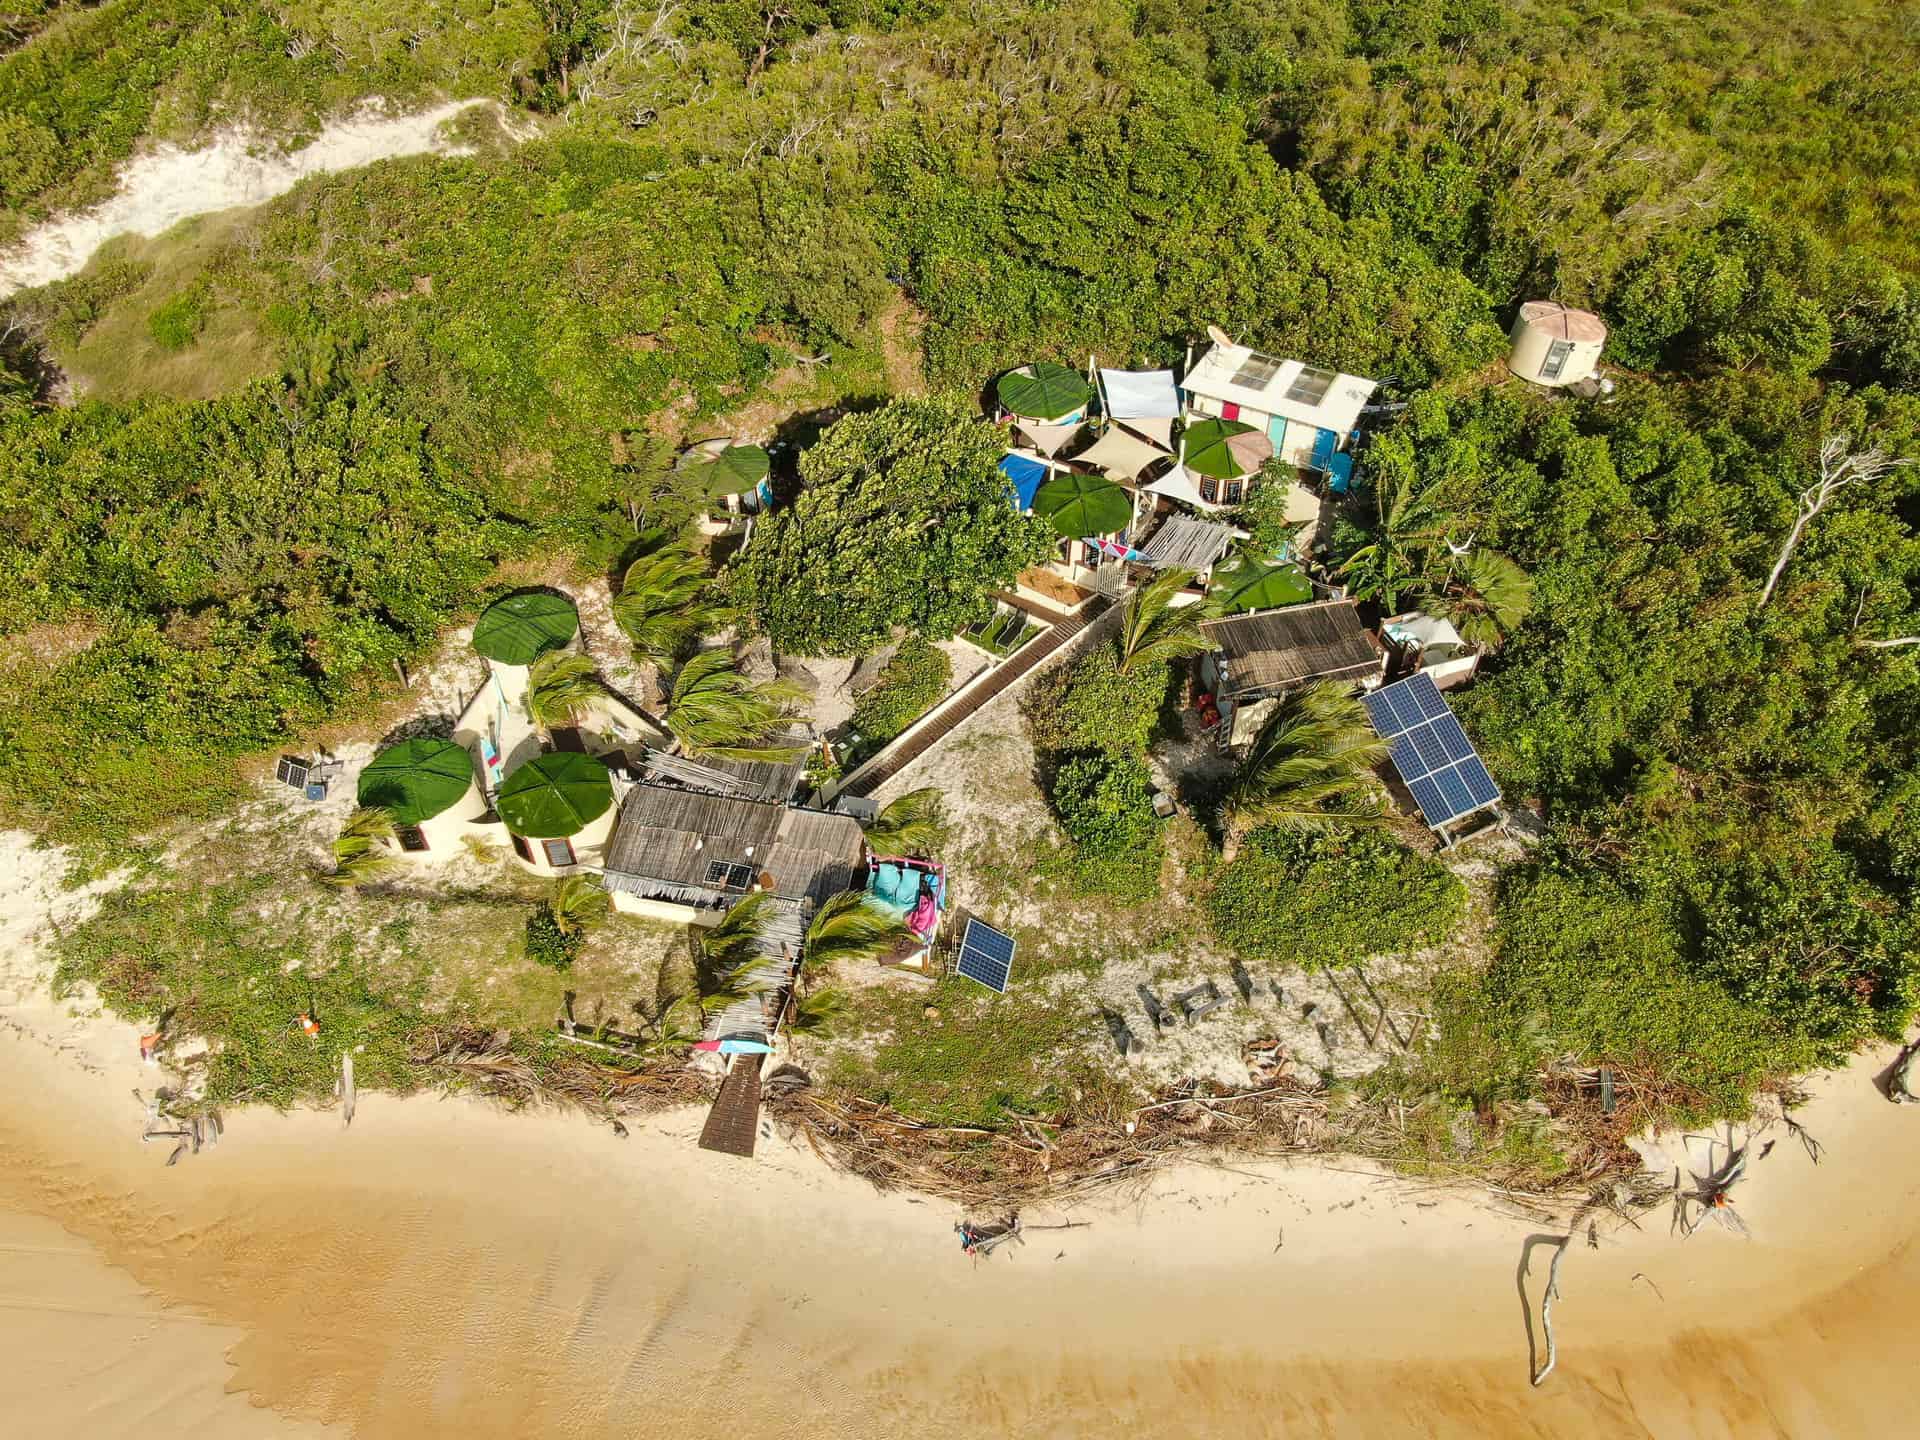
1328, 451, 1355, 494
1000, 451, 1050, 511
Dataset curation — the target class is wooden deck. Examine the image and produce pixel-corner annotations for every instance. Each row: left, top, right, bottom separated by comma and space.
838, 596, 1112, 799
698, 1053, 766, 1158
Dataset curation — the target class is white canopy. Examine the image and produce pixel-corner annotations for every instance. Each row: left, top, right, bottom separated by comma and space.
1099, 368, 1182, 419
1016, 420, 1084, 457
1073, 426, 1168, 481
1142, 464, 1210, 509
1117, 415, 1175, 451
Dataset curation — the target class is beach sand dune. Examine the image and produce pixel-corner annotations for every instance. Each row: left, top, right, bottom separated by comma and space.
2, 1021, 1917, 1439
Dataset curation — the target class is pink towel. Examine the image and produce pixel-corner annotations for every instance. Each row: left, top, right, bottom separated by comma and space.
907, 893, 938, 937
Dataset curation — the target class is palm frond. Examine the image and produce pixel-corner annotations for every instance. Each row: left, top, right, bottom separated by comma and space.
524, 651, 603, 732
790, 986, 850, 1039
699, 891, 773, 974
666, 649, 806, 760
1424, 550, 1534, 651
861, 787, 946, 857
1221, 682, 1387, 841
550, 873, 610, 936
612, 547, 732, 664
803, 889, 911, 975
1117, 566, 1211, 673
325, 807, 397, 889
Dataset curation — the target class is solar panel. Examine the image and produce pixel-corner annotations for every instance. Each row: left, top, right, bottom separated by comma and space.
1365, 674, 1500, 829
955, 918, 1016, 993
276, 756, 310, 789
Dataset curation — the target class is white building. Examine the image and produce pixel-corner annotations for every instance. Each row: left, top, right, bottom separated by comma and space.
1181, 342, 1377, 469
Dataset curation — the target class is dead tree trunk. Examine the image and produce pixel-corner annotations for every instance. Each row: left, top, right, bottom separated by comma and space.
1759, 435, 1910, 610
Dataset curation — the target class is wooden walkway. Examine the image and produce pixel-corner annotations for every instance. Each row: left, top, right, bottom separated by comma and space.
838, 596, 1112, 799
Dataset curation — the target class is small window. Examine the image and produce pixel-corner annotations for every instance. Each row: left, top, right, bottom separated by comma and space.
396, 825, 430, 853
1229, 354, 1281, 391
1224, 479, 1245, 506
510, 834, 533, 863
704, 860, 755, 890
1284, 366, 1337, 407
1199, 475, 1219, 505
542, 837, 576, 868
1540, 338, 1574, 381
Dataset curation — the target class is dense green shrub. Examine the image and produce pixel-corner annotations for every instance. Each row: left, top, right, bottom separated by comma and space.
1045, 750, 1163, 900
1208, 828, 1464, 970
523, 905, 583, 970
849, 636, 952, 746
1021, 646, 1170, 758
147, 288, 208, 350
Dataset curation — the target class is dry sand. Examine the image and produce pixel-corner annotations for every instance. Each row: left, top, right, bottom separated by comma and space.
0, 100, 505, 297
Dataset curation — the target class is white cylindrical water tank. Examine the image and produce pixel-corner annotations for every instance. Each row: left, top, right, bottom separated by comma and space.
1508, 301, 1606, 387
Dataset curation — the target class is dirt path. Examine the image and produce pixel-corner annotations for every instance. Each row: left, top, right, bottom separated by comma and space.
0, 100, 511, 298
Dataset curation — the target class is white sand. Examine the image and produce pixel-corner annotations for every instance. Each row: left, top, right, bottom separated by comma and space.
0, 100, 504, 298
3, 821, 1920, 1436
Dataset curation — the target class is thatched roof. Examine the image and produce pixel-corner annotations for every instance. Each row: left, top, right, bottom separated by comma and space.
1200, 599, 1379, 698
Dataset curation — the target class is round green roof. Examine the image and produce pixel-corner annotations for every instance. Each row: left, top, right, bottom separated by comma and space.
1033, 473, 1132, 539
1183, 417, 1273, 479
496, 751, 613, 838
700, 443, 771, 497
997, 362, 1092, 421
1213, 556, 1314, 614
473, 592, 579, 666
357, 738, 475, 826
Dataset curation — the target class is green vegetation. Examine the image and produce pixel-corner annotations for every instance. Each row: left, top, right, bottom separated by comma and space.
1021, 646, 1169, 758
726, 398, 1054, 655
1043, 751, 1164, 902
1219, 683, 1387, 842
524, 904, 585, 969
1209, 828, 1465, 971
663, 650, 805, 760
848, 636, 952, 754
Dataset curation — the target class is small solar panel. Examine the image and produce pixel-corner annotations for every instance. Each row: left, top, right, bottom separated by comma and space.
955, 918, 1016, 993
1365, 674, 1500, 829
276, 756, 310, 789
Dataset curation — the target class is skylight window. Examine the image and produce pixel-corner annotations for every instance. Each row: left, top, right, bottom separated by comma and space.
1229, 353, 1282, 391
1284, 365, 1337, 406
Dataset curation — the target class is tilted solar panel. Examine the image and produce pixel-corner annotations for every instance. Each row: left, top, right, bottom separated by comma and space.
956, 917, 1016, 993
1365, 674, 1500, 828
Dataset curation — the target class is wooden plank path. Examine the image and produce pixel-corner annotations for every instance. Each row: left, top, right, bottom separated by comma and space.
838, 596, 1113, 799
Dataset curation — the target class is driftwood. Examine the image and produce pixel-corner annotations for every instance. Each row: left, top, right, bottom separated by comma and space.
1529, 1235, 1573, 1387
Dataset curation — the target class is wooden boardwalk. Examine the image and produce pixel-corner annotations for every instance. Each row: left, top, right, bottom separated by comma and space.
838, 596, 1112, 799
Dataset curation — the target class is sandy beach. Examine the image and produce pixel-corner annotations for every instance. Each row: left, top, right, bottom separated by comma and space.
3, 930, 1918, 1439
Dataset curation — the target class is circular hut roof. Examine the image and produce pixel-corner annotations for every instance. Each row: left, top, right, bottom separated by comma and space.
496, 752, 613, 838
356, 738, 474, 826
1182, 417, 1272, 480
1033, 473, 1132, 539
996, 362, 1092, 422
1518, 300, 1607, 343
473, 592, 579, 666
689, 442, 772, 497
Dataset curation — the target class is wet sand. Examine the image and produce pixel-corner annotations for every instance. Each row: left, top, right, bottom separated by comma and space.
2, 1011, 1916, 1439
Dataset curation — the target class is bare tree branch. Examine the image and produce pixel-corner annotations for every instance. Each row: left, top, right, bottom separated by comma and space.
1759, 434, 1913, 610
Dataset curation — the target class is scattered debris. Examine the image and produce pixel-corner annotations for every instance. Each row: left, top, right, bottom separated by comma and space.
956, 1214, 1024, 1259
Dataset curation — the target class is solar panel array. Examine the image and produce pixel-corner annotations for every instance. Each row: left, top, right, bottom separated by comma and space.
1363, 673, 1500, 828
955, 918, 1016, 993
276, 756, 310, 789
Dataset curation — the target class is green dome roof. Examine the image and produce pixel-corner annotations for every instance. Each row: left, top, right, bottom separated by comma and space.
1033, 473, 1132, 539
357, 738, 475, 826
472, 592, 579, 666
997, 362, 1092, 421
496, 751, 613, 838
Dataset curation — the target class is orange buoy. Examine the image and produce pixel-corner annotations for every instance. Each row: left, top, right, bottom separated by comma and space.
296, 1013, 320, 1038
139, 1034, 161, 1063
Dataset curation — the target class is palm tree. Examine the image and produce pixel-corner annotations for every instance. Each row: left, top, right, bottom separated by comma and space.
550, 873, 610, 937
1423, 549, 1534, 651
324, 806, 398, 889
787, 984, 850, 1061
665, 649, 807, 761
524, 651, 603, 737
611, 546, 732, 670
1340, 463, 1445, 611
1116, 567, 1212, 673
692, 893, 779, 1021
1219, 682, 1387, 852
860, 787, 945, 857
801, 890, 911, 978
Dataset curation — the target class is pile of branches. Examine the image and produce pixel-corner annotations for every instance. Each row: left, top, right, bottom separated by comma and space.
412, 1026, 713, 1117
766, 1076, 1336, 1208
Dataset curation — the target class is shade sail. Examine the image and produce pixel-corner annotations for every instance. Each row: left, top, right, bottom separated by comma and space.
1118, 415, 1175, 451
699, 443, 771, 497
1000, 451, 1051, 511
1034, 473, 1132, 539
1183, 417, 1273, 479
1074, 426, 1168, 480
1212, 555, 1315, 613
1015, 420, 1083, 457
997, 362, 1092, 421
1099, 368, 1181, 419
473, 593, 579, 666
357, 738, 473, 826
497, 751, 613, 837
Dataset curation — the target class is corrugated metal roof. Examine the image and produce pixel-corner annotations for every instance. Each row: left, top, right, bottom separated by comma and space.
1183, 343, 1377, 436
1200, 600, 1379, 697
602, 784, 864, 907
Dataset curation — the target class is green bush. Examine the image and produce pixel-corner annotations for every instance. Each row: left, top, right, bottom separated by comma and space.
1021, 646, 1170, 757
849, 636, 952, 746
147, 288, 208, 350
523, 905, 583, 970
1045, 750, 1163, 900
1208, 828, 1465, 970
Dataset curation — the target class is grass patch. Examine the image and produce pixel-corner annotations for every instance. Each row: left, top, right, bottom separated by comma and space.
826, 973, 1095, 1127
